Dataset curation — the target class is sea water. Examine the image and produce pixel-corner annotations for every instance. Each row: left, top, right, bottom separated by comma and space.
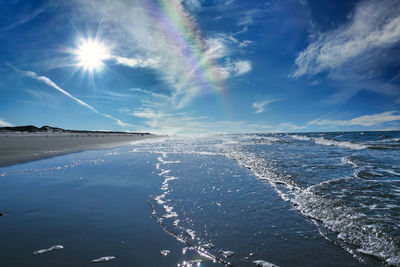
0, 131, 399, 266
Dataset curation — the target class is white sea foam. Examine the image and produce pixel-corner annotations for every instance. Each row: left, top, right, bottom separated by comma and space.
104, 152, 119, 156
90, 256, 115, 263
163, 211, 178, 218
314, 137, 367, 150
222, 250, 234, 257
221, 136, 400, 265
136, 134, 400, 265
182, 246, 193, 254
157, 156, 180, 164
291, 135, 367, 150
159, 169, 171, 175
160, 249, 170, 256
253, 260, 280, 267
185, 229, 196, 239
200, 243, 214, 249
154, 194, 166, 205
177, 259, 202, 267
289, 189, 400, 265
291, 135, 311, 141
33, 245, 63, 255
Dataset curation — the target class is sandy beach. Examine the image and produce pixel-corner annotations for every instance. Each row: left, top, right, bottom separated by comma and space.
0, 135, 371, 266
0, 132, 159, 167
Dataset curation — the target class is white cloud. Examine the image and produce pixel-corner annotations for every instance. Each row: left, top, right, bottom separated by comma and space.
22, 70, 99, 113
238, 9, 259, 27
0, 117, 13, 127
118, 107, 130, 113
1, 6, 45, 31
234, 61, 252, 76
183, 0, 202, 11
19, 68, 135, 128
113, 56, 159, 69
238, 40, 253, 48
129, 88, 170, 99
74, 0, 221, 108
219, 59, 252, 79
131, 107, 274, 135
252, 98, 279, 114
308, 111, 400, 127
291, 0, 400, 78
277, 122, 306, 131
74, 0, 254, 108
205, 34, 232, 59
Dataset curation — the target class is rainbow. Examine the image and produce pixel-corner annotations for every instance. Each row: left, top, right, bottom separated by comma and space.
142, 0, 228, 109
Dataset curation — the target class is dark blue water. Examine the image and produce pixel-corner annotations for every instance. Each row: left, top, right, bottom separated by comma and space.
0, 131, 399, 266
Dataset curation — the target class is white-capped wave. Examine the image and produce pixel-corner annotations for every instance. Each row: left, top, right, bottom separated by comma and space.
253, 260, 280, 267
222, 250, 234, 257
314, 137, 368, 150
291, 135, 311, 141
291, 135, 368, 150
33, 245, 63, 255
90, 256, 115, 263
222, 140, 400, 266
160, 249, 170, 256
185, 229, 196, 239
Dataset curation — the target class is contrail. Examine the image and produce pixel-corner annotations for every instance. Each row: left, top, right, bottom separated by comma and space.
16, 67, 135, 128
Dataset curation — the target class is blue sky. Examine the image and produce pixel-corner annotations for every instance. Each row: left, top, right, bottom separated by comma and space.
0, 0, 399, 134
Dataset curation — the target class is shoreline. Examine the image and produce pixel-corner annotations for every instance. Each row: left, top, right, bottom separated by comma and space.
0, 133, 160, 168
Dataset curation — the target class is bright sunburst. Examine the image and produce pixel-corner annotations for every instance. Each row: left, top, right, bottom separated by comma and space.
75, 39, 109, 72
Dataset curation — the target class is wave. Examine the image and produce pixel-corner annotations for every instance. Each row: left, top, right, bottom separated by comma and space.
291, 135, 368, 150
90, 256, 115, 263
33, 245, 63, 255
222, 144, 400, 265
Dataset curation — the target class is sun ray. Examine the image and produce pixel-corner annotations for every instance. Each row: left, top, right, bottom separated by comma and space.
73, 38, 110, 73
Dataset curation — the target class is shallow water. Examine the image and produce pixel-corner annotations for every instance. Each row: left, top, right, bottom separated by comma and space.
0, 131, 399, 266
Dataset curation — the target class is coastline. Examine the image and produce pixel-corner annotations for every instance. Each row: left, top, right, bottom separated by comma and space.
0, 132, 160, 168
0, 133, 391, 266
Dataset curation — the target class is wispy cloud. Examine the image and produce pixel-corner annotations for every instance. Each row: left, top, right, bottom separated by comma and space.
238, 9, 257, 27
308, 111, 400, 127
1, 6, 45, 32
18, 68, 135, 128
113, 56, 159, 69
219, 59, 252, 79
183, 0, 203, 11
129, 88, 170, 99
0, 117, 13, 127
291, 0, 400, 78
74, 0, 211, 108
290, 0, 400, 106
238, 40, 253, 48
230, 60, 252, 76
22, 70, 99, 113
74, 0, 253, 108
131, 107, 275, 134
252, 98, 279, 114
277, 122, 306, 131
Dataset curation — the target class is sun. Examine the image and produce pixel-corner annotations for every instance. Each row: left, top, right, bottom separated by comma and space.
75, 39, 109, 71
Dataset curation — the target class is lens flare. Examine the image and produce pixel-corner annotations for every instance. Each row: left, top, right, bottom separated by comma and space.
75, 39, 109, 72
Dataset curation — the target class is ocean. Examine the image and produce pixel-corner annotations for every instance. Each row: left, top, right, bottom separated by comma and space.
0, 131, 399, 266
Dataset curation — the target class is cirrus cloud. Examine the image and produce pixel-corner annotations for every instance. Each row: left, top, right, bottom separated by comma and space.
0, 117, 13, 127
308, 111, 400, 127
291, 0, 400, 78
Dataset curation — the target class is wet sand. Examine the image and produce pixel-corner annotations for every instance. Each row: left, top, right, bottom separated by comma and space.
0, 133, 159, 167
